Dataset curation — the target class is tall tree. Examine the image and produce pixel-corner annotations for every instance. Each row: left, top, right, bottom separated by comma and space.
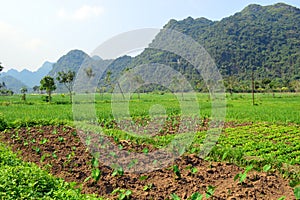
40, 76, 56, 103
57, 70, 75, 103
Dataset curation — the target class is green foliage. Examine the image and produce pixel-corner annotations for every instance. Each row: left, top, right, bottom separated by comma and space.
112, 165, 124, 177
294, 187, 300, 199
143, 183, 153, 191
205, 185, 216, 198
56, 70, 75, 103
172, 165, 181, 179
189, 192, 203, 200
111, 188, 132, 200
127, 3, 300, 93
263, 164, 272, 172
234, 165, 253, 183
40, 76, 56, 102
0, 142, 102, 199
0, 113, 8, 131
91, 168, 101, 183
170, 193, 181, 200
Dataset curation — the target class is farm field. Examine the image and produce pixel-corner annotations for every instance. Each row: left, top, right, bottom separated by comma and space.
0, 93, 300, 199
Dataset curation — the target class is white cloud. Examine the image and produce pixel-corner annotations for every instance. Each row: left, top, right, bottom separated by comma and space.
0, 21, 19, 38
0, 21, 48, 71
0, 21, 45, 51
25, 38, 44, 51
57, 5, 104, 21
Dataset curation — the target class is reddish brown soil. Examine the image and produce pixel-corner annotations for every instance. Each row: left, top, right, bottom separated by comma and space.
0, 125, 296, 199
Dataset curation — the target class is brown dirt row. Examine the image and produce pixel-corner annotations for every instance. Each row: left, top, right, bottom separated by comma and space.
0, 125, 296, 199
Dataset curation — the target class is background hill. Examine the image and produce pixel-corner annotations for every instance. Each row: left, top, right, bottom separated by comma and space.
154, 3, 300, 92
0, 75, 28, 94
2, 3, 300, 94
2, 62, 53, 89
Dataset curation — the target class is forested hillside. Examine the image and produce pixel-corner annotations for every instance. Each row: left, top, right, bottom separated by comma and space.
38, 3, 300, 93
126, 3, 300, 92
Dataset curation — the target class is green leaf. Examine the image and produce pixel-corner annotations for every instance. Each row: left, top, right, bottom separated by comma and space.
170, 193, 181, 200
91, 168, 101, 182
234, 174, 240, 181
206, 185, 215, 198
190, 192, 203, 200
191, 167, 198, 174
294, 187, 300, 199
263, 164, 271, 172
139, 175, 148, 181
239, 173, 247, 183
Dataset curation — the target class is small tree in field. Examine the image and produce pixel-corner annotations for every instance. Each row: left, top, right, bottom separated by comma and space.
20, 87, 28, 101
40, 76, 56, 102
57, 70, 75, 103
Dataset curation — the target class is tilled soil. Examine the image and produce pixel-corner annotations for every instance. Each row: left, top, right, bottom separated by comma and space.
0, 125, 296, 199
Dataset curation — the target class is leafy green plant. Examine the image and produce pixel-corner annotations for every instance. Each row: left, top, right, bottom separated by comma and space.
263, 164, 271, 172
143, 183, 153, 191
189, 192, 203, 200
294, 187, 300, 199
112, 165, 124, 177
40, 153, 49, 163
142, 147, 149, 154
32, 146, 41, 154
0, 113, 8, 131
139, 175, 148, 181
52, 152, 58, 159
112, 188, 132, 200
234, 165, 253, 183
40, 138, 48, 145
58, 136, 64, 142
172, 165, 181, 179
91, 168, 101, 182
205, 185, 216, 198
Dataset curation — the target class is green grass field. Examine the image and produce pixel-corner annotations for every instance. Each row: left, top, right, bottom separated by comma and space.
0, 92, 299, 124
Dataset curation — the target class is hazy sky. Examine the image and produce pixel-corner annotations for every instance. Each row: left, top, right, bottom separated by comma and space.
1, 0, 300, 72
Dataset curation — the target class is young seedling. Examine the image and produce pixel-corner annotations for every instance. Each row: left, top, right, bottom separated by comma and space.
139, 175, 148, 181
112, 165, 124, 177
205, 185, 216, 198
58, 136, 64, 142
173, 165, 181, 179
263, 164, 271, 172
40, 138, 48, 145
234, 165, 253, 184
142, 147, 149, 155
112, 188, 132, 200
143, 183, 153, 191
52, 152, 58, 159
91, 168, 101, 182
170, 193, 181, 200
189, 192, 203, 200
